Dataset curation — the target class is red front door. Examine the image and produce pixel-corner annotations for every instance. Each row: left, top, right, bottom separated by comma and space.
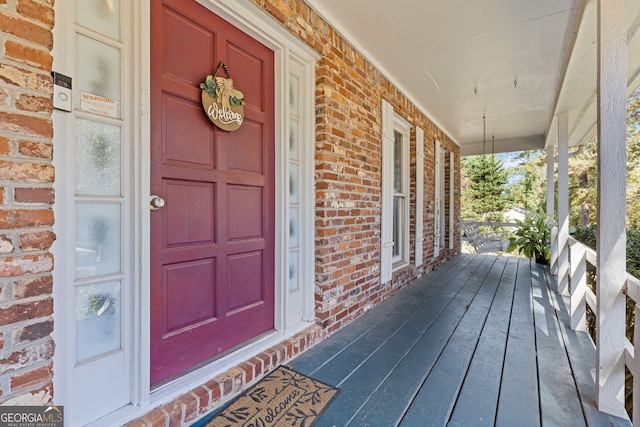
150, 0, 275, 385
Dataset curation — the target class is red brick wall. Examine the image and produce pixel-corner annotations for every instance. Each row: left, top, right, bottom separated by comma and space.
251, 0, 460, 332
0, 0, 55, 405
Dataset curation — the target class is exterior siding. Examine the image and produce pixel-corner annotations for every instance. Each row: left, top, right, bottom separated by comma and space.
0, 0, 56, 406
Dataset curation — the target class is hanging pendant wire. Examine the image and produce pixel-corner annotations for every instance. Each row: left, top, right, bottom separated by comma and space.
482, 114, 486, 155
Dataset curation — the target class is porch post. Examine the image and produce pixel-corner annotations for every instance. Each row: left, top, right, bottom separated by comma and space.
557, 112, 569, 296
596, 0, 627, 418
547, 145, 557, 274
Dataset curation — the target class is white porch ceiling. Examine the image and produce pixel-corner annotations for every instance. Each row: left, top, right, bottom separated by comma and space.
306, 0, 640, 155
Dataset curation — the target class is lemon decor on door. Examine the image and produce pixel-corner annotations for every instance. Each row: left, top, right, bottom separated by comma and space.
200, 61, 245, 131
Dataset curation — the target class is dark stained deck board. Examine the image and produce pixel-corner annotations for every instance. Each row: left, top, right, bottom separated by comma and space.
292, 254, 482, 382
291, 254, 472, 377
321, 285, 481, 427
335, 256, 502, 427
494, 258, 541, 427
284, 254, 632, 427
447, 256, 519, 427
542, 269, 631, 427
531, 263, 587, 427
297, 255, 498, 426
397, 256, 508, 426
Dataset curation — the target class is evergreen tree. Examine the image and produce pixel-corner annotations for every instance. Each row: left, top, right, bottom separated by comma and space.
461, 154, 510, 222
568, 139, 597, 227
508, 150, 546, 212
627, 87, 640, 226
461, 87, 640, 226
564, 87, 640, 227
498, 87, 640, 228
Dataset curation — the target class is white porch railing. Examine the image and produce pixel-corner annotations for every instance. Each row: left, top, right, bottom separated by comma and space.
567, 234, 638, 424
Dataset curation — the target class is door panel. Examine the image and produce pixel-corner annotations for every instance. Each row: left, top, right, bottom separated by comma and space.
227, 186, 263, 239
164, 96, 214, 166
164, 181, 214, 245
227, 121, 264, 173
163, 11, 213, 86
227, 252, 264, 312
165, 259, 216, 332
150, 0, 274, 385
228, 46, 267, 113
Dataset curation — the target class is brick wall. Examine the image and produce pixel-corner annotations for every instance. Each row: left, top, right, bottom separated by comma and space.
0, 0, 55, 406
251, 0, 460, 332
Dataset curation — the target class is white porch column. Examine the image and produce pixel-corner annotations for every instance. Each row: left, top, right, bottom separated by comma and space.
547, 145, 558, 274
557, 112, 569, 296
596, 0, 627, 418
546, 146, 555, 216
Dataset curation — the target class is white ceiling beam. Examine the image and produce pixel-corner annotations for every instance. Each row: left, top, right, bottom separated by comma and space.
460, 135, 545, 156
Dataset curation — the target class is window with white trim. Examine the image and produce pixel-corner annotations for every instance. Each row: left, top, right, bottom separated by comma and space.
449, 151, 455, 250
392, 125, 410, 266
415, 127, 425, 266
434, 140, 444, 258
381, 100, 411, 282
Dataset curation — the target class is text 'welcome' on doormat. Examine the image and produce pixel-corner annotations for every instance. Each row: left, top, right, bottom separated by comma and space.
199, 365, 338, 427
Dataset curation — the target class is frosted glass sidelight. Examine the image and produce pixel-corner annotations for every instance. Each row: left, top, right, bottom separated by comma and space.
288, 250, 299, 292
76, 203, 121, 278
289, 74, 299, 114
288, 73, 302, 296
76, 118, 121, 196
289, 119, 299, 160
76, 34, 121, 110
76, 0, 121, 41
289, 163, 299, 204
76, 281, 121, 362
289, 207, 299, 248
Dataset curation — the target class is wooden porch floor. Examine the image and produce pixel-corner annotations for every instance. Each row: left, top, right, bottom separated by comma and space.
290, 254, 632, 427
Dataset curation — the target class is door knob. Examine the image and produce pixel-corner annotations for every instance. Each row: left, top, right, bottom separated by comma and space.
150, 195, 165, 210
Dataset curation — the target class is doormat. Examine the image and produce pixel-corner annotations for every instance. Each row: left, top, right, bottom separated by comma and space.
199, 365, 338, 427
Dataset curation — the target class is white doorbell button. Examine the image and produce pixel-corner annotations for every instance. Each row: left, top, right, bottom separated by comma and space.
52, 72, 72, 112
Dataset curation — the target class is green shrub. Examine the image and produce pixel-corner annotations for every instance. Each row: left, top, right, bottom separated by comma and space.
628, 229, 640, 278
507, 210, 553, 262
571, 226, 596, 250
572, 226, 640, 278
